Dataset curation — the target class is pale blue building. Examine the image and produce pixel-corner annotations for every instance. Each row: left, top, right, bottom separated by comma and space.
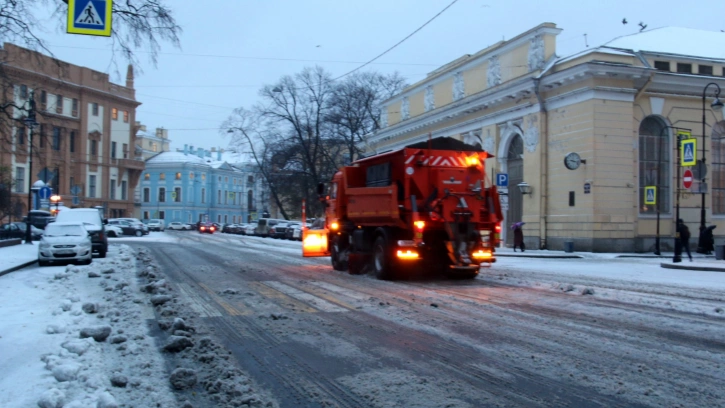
139, 146, 268, 224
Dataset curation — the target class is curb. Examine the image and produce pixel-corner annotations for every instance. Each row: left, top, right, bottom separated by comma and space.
496, 254, 583, 259
0, 259, 38, 277
660, 262, 725, 272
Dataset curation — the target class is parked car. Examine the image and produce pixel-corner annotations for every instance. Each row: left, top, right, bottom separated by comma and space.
107, 219, 145, 237
1, 222, 44, 241
118, 218, 149, 235
269, 222, 291, 239
38, 222, 92, 266
168, 222, 191, 230
222, 224, 239, 234
185, 223, 197, 230
147, 219, 165, 231
244, 224, 256, 235
55, 208, 108, 258
23, 210, 55, 230
105, 224, 124, 238
199, 222, 216, 234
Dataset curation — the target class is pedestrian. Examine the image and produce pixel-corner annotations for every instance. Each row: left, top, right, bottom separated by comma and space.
677, 219, 692, 262
703, 225, 716, 255
512, 222, 525, 252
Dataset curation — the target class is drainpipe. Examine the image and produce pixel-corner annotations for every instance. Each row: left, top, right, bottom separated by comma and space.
534, 78, 549, 250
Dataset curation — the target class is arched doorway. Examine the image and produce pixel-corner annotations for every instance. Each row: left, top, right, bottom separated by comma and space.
506, 135, 524, 245
711, 121, 725, 215
638, 116, 670, 215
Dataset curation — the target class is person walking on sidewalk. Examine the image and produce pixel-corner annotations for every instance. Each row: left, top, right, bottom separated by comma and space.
678, 219, 693, 262
512, 222, 525, 252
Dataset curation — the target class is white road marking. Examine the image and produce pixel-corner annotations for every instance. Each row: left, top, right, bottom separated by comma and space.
177, 283, 222, 317
308, 281, 369, 301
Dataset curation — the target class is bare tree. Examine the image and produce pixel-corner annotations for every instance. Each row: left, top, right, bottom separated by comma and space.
0, 165, 15, 223
327, 72, 407, 162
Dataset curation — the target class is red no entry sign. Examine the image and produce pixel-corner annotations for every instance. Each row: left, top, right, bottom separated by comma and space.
683, 169, 694, 189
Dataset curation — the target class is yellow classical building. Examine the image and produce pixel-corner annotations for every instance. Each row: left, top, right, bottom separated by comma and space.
369, 23, 725, 252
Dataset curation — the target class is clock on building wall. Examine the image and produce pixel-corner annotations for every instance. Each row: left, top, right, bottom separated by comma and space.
564, 152, 584, 170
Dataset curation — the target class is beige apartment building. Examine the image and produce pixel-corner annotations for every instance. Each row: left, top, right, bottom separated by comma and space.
370, 23, 725, 252
1, 43, 144, 219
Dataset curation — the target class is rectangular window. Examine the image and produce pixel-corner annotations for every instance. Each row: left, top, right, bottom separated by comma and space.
202, 173, 206, 181
159, 173, 165, 180
225, 191, 228, 205
69, 131, 75, 153
201, 188, 206, 203
112, 108, 118, 120
143, 211, 150, 220
144, 173, 150, 180
174, 187, 181, 202
40, 90, 47, 106
121, 181, 127, 200
19, 84, 28, 99
88, 175, 96, 198
15, 167, 24, 193
175, 172, 181, 180
110, 180, 116, 200
224, 215, 228, 223
218, 190, 221, 203
39, 125, 45, 148
676, 63, 692, 73
52, 127, 61, 151
152, 143, 157, 152
654, 61, 670, 71
72, 98, 78, 117
91, 140, 98, 156
159, 211, 165, 220
92, 103, 99, 116
111, 141, 117, 159
143, 188, 150, 202
70, 177, 75, 194
699, 65, 713, 75
159, 187, 166, 202
16, 126, 25, 145
56, 95, 63, 114
218, 215, 222, 223
123, 111, 129, 123
569, 191, 575, 207
122, 143, 128, 159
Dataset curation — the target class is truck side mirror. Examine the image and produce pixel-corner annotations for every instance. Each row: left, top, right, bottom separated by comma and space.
317, 182, 325, 196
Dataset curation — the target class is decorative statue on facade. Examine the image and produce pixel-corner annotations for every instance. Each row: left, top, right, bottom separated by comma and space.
487, 56, 501, 88
424, 86, 435, 112
524, 115, 540, 153
453, 72, 465, 101
528, 35, 545, 71
483, 129, 495, 153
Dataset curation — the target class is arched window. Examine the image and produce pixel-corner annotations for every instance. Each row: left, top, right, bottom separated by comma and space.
247, 190, 254, 211
639, 116, 670, 214
711, 121, 725, 214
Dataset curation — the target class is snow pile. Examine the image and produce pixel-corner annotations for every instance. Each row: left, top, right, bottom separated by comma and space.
135, 247, 278, 408
32, 245, 178, 408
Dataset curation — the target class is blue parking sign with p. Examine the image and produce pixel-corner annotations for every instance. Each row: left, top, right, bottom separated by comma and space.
496, 173, 508, 187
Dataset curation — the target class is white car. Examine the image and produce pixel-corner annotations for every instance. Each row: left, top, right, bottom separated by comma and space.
105, 224, 124, 237
167, 222, 190, 230
244, 224, 256, 235
147, 219, 165, 231
38, 222, 93, 266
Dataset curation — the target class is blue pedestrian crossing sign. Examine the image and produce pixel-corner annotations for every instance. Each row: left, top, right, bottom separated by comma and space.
67, 0, 112, 37
680, 138, 696, 167
644, 186, 656, 205
496, 173, 509, 187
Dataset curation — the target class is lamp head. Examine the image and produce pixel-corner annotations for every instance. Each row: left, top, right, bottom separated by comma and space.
712, 97, 724, 112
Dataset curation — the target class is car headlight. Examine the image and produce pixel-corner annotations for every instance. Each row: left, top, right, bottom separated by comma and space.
39, 242, 50, 249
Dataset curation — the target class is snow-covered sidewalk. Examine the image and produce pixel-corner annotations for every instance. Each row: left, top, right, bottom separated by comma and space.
0, 241, 39, 276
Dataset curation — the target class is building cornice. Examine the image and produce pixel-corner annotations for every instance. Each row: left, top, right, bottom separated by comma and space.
3, 63, 140, 106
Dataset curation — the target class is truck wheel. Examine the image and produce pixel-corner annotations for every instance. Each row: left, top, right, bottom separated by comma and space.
330, 242, 348, 271
347, 253, 365, 275
373, 235, 394, 280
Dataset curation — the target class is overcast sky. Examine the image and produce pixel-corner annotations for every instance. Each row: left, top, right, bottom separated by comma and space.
34, 0, 723, 151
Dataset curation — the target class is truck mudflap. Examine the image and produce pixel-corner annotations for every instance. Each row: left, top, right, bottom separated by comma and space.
302, 228, 331, 257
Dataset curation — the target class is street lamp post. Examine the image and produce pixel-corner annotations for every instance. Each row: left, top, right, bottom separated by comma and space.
24, 91, 38, 244
672, 127, 693, 263
697, 83, 724, 253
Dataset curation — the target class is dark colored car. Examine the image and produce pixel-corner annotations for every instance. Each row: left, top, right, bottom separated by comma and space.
107, 219, 145, 237
23, 210, 55, 230
222, 224, 239, 234
1, 222, 44, 240
269, 222, 291, 239
199, 222, 216, 234
284, 223, 301, 240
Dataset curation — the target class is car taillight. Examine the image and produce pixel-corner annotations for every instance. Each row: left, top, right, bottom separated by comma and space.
210, 227, 215, 231
200, 226, 205, 231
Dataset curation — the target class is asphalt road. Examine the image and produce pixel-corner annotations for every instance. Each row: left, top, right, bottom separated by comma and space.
138, 231, 725, 408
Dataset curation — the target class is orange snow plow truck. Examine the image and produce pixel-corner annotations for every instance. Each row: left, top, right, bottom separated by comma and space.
303, 137, 504, 280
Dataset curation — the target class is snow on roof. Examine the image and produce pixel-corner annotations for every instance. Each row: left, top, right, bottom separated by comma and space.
145, 151, 207, 165
602, 27, 725, 60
